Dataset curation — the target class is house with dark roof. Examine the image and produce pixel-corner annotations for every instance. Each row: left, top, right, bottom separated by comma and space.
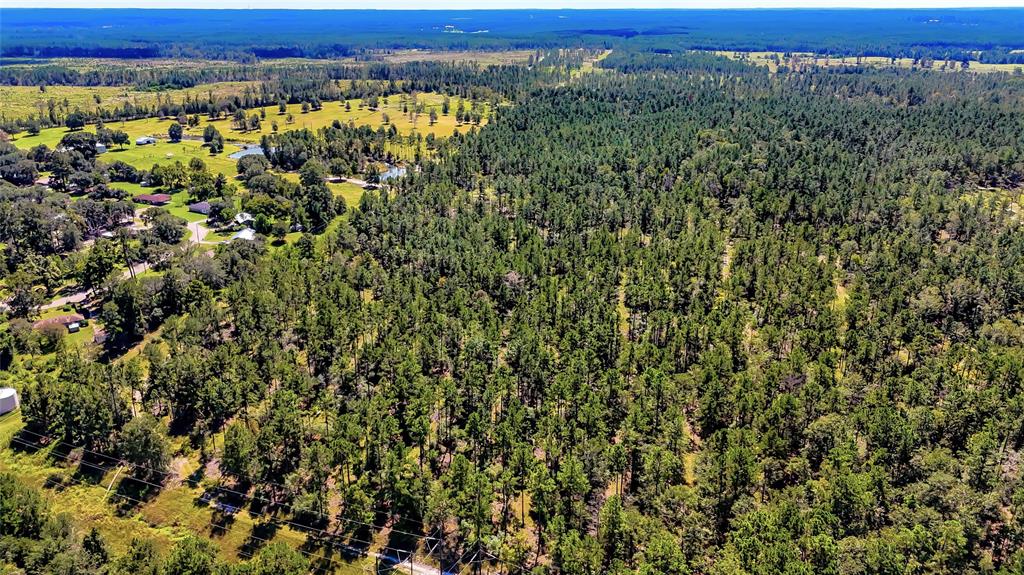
33, 314, 84, 331
134, 193, 172, 206
188, 201, 212, 215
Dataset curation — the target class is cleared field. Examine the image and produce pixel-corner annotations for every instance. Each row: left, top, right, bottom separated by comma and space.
279, 173, 366, 208
717, 50, 1024, 74
11, 92, 485, 152
105, 141, 239, 180
201, 92, 487, 142
9, 91, 484, 196
380, 49, 534, 64
0, 82, 260, 123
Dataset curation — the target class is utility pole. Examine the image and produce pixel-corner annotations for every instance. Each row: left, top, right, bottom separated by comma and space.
119, 230, 135, 280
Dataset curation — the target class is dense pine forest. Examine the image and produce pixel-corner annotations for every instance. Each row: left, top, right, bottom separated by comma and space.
3, 41, 1024, 575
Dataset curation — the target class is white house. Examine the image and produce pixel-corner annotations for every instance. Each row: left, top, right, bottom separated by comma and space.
0, 388, 18, 415
135, 136, 157, 146
231, 228, 256, 241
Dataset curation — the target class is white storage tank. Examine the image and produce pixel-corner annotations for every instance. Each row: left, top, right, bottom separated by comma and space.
0, 388, 18, 415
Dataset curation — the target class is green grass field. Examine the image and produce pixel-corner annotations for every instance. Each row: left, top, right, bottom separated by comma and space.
10, 91, 484, 190
0, 82, 260, 124
10, 91, 485, 149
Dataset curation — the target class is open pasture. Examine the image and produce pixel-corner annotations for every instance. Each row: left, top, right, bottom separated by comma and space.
0, 82, 260, 124
10, 91, 486, 152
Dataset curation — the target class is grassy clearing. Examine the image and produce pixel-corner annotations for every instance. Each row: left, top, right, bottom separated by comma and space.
10, 91, 485, 183
574, 49, 613, 78
0, 82, 259, 124
216, 92, 487, 142
717, 50, 1024, 74
278, 173, 366, 208
381, 49, 534, 65
0, 411, 369, 573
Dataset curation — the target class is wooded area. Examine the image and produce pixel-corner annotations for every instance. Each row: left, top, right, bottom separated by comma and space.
2, 42, 1024, 575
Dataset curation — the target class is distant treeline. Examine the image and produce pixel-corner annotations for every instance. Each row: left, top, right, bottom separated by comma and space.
0, 59, 562, 91
3, 8, 1024, 62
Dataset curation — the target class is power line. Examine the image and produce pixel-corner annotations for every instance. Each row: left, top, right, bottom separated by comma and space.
6, 433, 378, 570
8, 426, 465, 572
14, 423, 435, 540
9, 412, 514, 574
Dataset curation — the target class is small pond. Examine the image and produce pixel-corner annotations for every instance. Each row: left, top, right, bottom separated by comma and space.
228, 145, 266, 160
380, 164, 407, 181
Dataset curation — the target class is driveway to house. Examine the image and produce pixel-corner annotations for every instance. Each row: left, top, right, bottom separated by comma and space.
39, 261, 149, 311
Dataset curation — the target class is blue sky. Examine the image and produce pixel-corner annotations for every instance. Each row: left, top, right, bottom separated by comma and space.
6, 1, 1024, 8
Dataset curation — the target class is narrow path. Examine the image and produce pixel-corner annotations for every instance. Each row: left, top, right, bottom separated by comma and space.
340, 176, 369, 187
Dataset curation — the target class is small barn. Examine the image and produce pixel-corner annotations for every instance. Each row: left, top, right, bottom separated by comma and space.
0, 388, 19, 415
135, 193, 172, 206
135, 136, 157, 146
95, 142, 108, 154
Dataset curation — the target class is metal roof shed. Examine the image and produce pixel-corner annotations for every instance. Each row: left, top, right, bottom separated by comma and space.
0, 388, 18, 415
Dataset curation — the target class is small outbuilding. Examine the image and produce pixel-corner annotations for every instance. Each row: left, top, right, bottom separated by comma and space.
0, 388, 19, 415
135, 193, 172, 206
234, 212, 254, 226
188, 201, 212, 215
95, 142, 108, 154
135, 136, 157, 146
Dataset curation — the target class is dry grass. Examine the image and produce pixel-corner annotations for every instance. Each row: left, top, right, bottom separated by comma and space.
717, 50, 1023, 74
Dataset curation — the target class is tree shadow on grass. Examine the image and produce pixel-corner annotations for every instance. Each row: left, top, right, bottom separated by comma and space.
382, 517, 425, 562
186, 464, 206, 488
239, 519, 279, 558
299, 532, 369, 575
8, 430, 48, 457
70, 454, 108, 486
111, 473, 164, 514
208, 507, 237, 538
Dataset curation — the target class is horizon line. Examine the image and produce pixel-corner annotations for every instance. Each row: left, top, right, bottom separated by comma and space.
4, 4, 1024, 8
5, 2, 1024, 9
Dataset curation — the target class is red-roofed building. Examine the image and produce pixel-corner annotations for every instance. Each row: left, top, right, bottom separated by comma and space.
134, 193, 172, 206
